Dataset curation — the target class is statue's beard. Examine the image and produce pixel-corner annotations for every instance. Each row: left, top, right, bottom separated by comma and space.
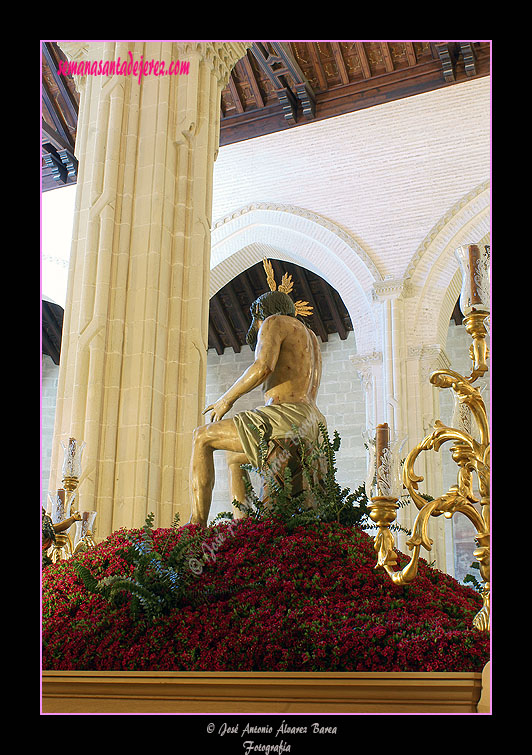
246, 318, 260, 350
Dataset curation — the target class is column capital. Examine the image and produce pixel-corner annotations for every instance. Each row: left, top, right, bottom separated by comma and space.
349, 351, 382, 389
57, 41, 92, 91
349, 351, 382, 368
372, 277, 413, 301
408, 343, 450, 380
176, 41, 251, 88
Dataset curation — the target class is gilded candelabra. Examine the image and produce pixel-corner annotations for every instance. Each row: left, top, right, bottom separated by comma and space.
45, 438, 97, 562
367, 244, 490, 632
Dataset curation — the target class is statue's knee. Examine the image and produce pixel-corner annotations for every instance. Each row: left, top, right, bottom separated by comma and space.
192, 425, 209, 448
227, 451, 248, 469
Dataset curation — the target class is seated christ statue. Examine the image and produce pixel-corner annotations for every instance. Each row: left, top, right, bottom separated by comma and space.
189, 260, 327, 526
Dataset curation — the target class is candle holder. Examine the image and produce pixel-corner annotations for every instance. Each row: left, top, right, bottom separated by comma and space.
44, 437, 93, 563
391, 243, 490, 631
363, 424, 407, 578
61, 437, 85, 479
46, 489, 75, 562
72, 511, 98, 554
455, 244, 490, 381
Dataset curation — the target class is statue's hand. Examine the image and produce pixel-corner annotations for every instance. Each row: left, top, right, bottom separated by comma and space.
203, 396, 233, 423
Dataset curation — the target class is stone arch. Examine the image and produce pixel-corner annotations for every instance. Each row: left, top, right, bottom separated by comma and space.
405, 181, 490, 348
210, 203, 381, 354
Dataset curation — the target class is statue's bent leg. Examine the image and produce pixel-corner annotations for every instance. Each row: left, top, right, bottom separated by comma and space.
189, 418, 244, 526
226, 451, 251, 518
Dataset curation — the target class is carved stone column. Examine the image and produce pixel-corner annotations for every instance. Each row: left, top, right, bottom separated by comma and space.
49, 41, 249, 538
349, 351, 383, 431
402, 342, 452, 571
372, 278, 410, 436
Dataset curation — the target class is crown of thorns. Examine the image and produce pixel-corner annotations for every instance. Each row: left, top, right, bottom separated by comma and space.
262, 259, 313, 317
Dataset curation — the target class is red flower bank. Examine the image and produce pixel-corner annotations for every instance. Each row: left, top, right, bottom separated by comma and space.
41, 518, 489, 672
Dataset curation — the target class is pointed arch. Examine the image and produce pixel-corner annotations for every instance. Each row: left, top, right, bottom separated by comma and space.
210, 203, 381, 354
405, 181, 490, 347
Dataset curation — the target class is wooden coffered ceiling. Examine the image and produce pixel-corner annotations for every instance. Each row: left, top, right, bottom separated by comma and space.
219, 41, 490, 145
41, 42, 79, 192
41, 40, 490, 190
41, 40, 490, 359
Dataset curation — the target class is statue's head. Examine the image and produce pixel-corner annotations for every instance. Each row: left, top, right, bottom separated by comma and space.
245, 291, 296, 350
245, 259, 313, 350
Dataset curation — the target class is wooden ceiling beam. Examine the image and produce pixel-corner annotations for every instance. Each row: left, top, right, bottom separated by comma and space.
42, 117, 73, 153
306, 43, 328, 90
251, 42, 316, 123
225, 283, 251, 335
435, 42, 460, 83
42, 42, 79, 124
405, 42, 417, 67
228, 73, 245, 114
322, 285, 348, 340
355, 42, 372, 79
42, 327, 60, 365
240, 270, 258, 305
330, 42, 350, 85
43, 303, 63, 344
206, 260, 354, 355
42, 80, 75, 152
209, 318, 224, 355
381, 43, 395, 73
459, 42, 477, 77
450, 298, 463, 326
211, 297, 241, 353
42, 301, 64, 364
42, 145, 68, 184
241, 52, 265, 109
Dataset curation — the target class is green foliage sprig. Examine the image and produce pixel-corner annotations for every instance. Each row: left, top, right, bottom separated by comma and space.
230, 424, 408, 534
463, 562, 483, 592
73, 512, 207, 623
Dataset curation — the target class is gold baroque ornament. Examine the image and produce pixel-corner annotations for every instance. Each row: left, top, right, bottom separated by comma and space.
368, 245, 490, 632
262, 258, 313, 318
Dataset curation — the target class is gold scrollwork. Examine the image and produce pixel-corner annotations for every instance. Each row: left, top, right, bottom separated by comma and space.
369, 314, 490, 630
398, 366, 490, 629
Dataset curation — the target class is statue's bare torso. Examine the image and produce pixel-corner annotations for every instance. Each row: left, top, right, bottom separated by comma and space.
261, 315, 322, 406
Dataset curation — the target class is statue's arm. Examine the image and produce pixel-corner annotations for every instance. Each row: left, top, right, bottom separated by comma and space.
204, 317, 282, 422
53, 512, 82, 533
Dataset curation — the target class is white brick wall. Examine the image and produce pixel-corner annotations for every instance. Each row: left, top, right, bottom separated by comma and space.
212, 77, 490, 282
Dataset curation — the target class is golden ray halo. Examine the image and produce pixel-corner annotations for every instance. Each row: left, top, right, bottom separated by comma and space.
262, 258, 313, 318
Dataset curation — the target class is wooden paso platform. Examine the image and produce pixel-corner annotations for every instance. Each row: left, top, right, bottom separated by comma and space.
41, 668, 489, 714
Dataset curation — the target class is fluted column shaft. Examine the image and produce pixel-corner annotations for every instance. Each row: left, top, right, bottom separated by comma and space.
49, 41, 249, 538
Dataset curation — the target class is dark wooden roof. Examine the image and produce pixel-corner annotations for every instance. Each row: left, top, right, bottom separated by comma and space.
41, 42, 79, 192
42, 299, 64, 365
220, 41, 490, 146
41, 40, 490, 190
209, 259, 353, 354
